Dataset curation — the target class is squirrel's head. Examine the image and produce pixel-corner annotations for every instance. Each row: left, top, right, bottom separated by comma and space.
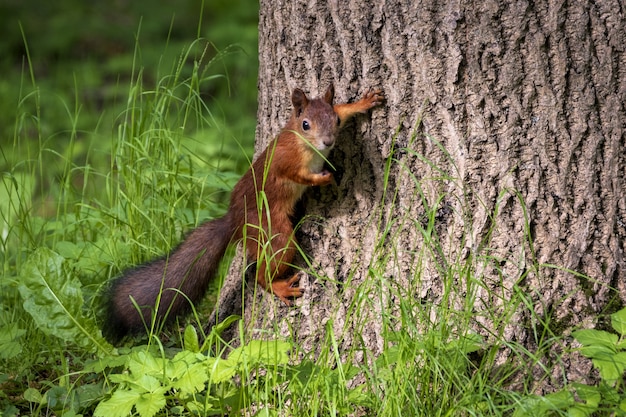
290, 85, 340, 152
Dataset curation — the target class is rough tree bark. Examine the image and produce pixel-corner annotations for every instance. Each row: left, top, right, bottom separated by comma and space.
214, 0, 625, 390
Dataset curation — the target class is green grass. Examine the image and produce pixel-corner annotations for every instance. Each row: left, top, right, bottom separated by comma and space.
1, 26, 623, 417
0, 26, 253, 414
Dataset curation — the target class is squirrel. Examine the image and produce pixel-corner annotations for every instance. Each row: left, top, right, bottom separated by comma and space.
104, 84, 384, 342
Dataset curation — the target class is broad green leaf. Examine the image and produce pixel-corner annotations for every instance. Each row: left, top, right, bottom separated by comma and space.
201, 315, 241, 351
347, 385, 373, 407
512, 395, 541, 417
513, 391, 574, 416
73, 383, 106, 410
0, 324, 26, 359
572, 383, 601, 407
172, 361, 208, 397
567, 404, 594, 417
56, 241, 82, 260
18, 247, 113, 354
447, 333, 484, 354
376, 345, 401, 368
344, 363, 361, 380
132, 374, 164, 394
128, 351, 167, 378
23, 388, 44, 404
253, 407, 278, 417
611, 351, 626, 369
94, 389, 137, 417
618, 339, 626, 351
187, 398, 219, 415
612, 307, 626, 336
170, 351, 208, 396
110, 373, 145, 387
45, 385, 70, 409
573, 329, 618, 350
75, 238, 118, 275
542, 389, 574, 410
599, 382, 622, 402
579, 344, 617, 358
591, 351, 626, 383
85, 353, 129, 373
134, 387, 167, 417
168, 350, 198, 378
228, 340, 291, 366
206, 357, 237, 383
183, 325, 200, 353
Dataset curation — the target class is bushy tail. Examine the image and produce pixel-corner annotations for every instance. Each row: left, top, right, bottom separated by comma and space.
104, 215, 233, 342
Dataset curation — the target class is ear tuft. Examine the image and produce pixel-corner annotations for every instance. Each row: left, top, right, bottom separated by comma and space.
291, 88, 309, 117
324, 84, 335, 105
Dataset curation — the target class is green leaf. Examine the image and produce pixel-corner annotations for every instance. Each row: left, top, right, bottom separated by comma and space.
128, 351, 167, 378
85, 354, 129, 373
542, 390, 575, 410
172, 362, 208, 397
612, 308, 626, 336
183, 325, 200, 353
170, 351, 208, 396
75, 238, 118, 274
592, 352, 626, 383
572, 383, 601, 408
253, 407, 278, 417
567, 404, 594, 417
229, 340, 291, 366
376, 345, 401, 369
134, 387, 168, 417
579, 344, 617, 358
201, 315, 241, 351
23, 388, 44, 404
573, 329, 618, 350
512, 395, 540, 417
56, 241, 82, 260
206, 357, 237, 383
18, 247, 113, 354
132, 375, 164, 394
72, 382, 106, 410
347, 385, 373, 407
187, 398, 219, 415
514, 390, 575, 416
617, 339, 626, 351
0, 324, 26, 359
168, 350, 198, 378
109, 373, 144, 387
447, 333, 484, 354
94, 389, 137, 417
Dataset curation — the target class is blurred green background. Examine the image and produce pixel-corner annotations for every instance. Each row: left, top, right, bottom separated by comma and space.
0, 0, 259, 216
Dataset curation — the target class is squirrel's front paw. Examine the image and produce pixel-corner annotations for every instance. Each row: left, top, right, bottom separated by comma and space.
362, 88, 385, 109
318, 170, 334, 186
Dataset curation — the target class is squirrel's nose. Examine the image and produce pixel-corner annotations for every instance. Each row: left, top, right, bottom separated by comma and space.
323, 137, 335, 148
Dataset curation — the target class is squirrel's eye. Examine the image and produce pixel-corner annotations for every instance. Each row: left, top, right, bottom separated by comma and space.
302, 120, 310, 131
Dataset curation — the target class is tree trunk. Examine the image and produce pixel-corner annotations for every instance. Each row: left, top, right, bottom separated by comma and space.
215, 0, 625, 390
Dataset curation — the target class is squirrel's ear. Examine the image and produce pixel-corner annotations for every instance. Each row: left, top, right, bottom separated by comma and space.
324, 84, 334, 105
291, 88, 309, 117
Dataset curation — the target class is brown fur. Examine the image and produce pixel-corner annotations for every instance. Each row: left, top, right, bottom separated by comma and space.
104, 85, 384, 342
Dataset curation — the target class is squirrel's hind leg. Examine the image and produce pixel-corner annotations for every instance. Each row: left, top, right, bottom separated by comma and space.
246, 229, 303, 305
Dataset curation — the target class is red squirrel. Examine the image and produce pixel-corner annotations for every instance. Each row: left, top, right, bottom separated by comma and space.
104, 84, 384, 342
